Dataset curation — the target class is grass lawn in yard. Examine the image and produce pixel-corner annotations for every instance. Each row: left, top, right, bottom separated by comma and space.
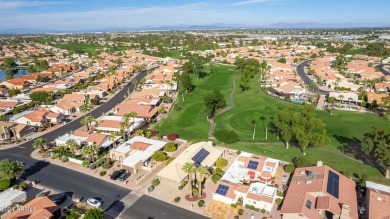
154, 64, 237, 141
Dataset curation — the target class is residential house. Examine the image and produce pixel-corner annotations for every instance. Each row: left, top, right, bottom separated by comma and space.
115, 100, 160, 120
109, 136, 166, 173
280, 162, 358, 219
0, 87, 9, 96
157, 141, 222, 186
85, 133, 113, 148
0, 188, 27, 217
365, 181, 390, 219
3, 196, 61, 219
55, 129, 90, 146
0, 78, 30, 90
15, 109, 65, 126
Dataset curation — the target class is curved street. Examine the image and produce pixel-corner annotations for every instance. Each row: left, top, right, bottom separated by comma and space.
0, 70, 207, 219
296, 60, 330, 95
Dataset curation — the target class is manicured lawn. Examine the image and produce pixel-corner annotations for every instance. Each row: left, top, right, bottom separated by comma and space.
154, 64, 236, 141
222, 143, 390, 185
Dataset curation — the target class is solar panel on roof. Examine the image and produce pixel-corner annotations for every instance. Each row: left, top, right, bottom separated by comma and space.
192, 148, 210, 165
216, 184, 229, 196
247, 160, 259, 170
327, 170, 340, 198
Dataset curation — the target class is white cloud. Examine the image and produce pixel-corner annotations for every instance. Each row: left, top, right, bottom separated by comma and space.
0, 0, 65, 10
233, 0, 282, 6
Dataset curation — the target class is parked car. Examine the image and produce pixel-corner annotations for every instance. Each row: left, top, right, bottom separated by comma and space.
51, 193, 67, 205
118, 172, 130, 181
87, 197, 103, 208
110, 169, 125, 180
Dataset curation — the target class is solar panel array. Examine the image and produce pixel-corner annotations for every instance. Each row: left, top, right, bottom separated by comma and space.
327, 170, 340, 198
192, 148, 210, 165
216, 184, 229, 196
247, 160, 259, 170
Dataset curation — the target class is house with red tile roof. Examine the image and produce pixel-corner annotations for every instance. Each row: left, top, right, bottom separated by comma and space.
365, 181, 390, 219
85, 133, 113, 148
2, 196, 61, 219
0, 78, 30, 90
15, 109, 65, 126
115, 100, 159, 120
367, 92, 389, 105
280, 162, 358, 219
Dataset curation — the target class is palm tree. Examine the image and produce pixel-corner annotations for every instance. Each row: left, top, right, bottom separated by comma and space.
33, 137, 47, 153
251, 112, 260, 139
81, 116, 95, 131
197, 166, 210, 195
119, 121, 127, 139
129, 111, 137, 123
0, 159, 24, 180
81, 144, 99, 162
338, 94, 344, 107
264, 106, 271, 139
80, 117, 89, 130
66, 139, 79, 155
109, 132, 117, 148
182, 162, 197, 197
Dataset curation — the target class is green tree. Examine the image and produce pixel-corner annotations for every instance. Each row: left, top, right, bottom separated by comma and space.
84, 208, 104, 219
204, 90, 226, 117
215, 158, 228, 169
197, 166, 210, 195
33, 137, 47, 153
81, 144, 99, 162
182, 162, 197, 197
66, 139, 79, 155
164, 142, 176, 153
151, 151, 167, 162
29, 91, 52, 104
0, 159, 24, 180
179, 72, 193, 100
251, 112, 260, 139
8, 89, 21, 97
277, 57, 287, 64
362, 127, 390, 179
4, 58, 16, 68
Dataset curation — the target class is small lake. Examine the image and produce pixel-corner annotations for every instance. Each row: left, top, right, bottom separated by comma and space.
0, 69, 31, 82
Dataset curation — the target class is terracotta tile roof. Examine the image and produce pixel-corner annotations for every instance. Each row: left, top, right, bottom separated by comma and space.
280, 165, 358, 219
234, 184, 250, 194
130, 141, 151, 151
61, 94, 87, 102
115, 101, 159, 119
73, 129, 90, 137
98, 120, 132, 129
0, 100, 18, 108
4, 78, 29, 86
31, 87, 58, 93
213, 181, 237, 199
3, 196, 58, 219
367, 187, 390, 219
315, 196, 329, 209
244, 156, 267, 172
85, 133, 107, 147
246, 192, 274, 203
367, 92, 389, 104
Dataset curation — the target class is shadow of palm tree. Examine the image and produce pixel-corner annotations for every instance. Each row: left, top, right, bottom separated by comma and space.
20, 160, 50, 180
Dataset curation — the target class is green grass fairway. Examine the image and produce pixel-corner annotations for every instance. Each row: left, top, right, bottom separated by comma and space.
154, 64, 236, 141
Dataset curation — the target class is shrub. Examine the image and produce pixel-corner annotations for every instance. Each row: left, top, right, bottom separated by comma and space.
147, 186, 154, 193
292, 156, 312, 168
174, 197, 180, 203
216, 158, 228, 169
17, 182, 28, 190
164, 142, 177, 153
275, 198, 283, 206
82, 160, 90, 167
151, 179, 160, 187
0, 179, 11, 191
231, 203, 238, 208
284, 163, 295, 173
174, 104, 181, 111
234, 216, 239, 219
277, 191, 283, 196
238, 209, 244, 216
90, 157, 106, 169
102, 159, 113, 169
212, 174, 222, 183
178, 181, 188, 190
215, 129, 239, 143
99, 171, 106, 176
260, 209, 266, 213
89, 163, 97, 170
157, 133, 163, 140
150, 129, 159, 137
167, 133, 178, 141
61, 156, 69, 162
198, 200, 205, 207
166, 157, 175, 165
274, 184, 279, 189
151, 151, 167, 162
236, 150, 241, 155
215, 168, 224, 176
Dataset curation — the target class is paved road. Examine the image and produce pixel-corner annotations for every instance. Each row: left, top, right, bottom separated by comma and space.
296, 60, 330, 95
123, 195, 209, 219
376, 64, 390, 76
1, 70, 206, 219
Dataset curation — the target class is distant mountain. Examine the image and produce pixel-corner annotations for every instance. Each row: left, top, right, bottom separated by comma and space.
1, 22, 389, 34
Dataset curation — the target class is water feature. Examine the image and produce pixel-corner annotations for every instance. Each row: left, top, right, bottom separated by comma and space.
0, 69, 30, 82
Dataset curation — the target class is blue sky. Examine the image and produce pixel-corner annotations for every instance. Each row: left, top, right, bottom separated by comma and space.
0, 0, 389, 30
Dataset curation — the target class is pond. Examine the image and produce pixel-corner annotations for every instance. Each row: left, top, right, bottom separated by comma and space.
0, 69, 30, 82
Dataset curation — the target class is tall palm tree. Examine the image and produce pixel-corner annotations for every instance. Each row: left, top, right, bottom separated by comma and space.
119, 121, 127, 139
182, 162, 197, 197
33, 137, 47, 153
135, 129, 144, 137
0, 159, 24, 180
338, 94, 344, 107
66, 139, 79, 155
264, 106, 271, 139
129, 111, 137, 123
251, 112, 260, 139
80, 117, 89, 130
81, 144, 99, 162
109, 132, 117, 148
197, 166, 210, 195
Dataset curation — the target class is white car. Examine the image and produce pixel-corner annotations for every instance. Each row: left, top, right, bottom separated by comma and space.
87, 197, 103, 208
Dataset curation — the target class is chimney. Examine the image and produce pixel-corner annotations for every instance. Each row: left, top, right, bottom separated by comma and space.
317, 160, 323, 167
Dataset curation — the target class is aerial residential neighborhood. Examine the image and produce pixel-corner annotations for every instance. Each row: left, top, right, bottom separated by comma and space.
0, 1, 390, 219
